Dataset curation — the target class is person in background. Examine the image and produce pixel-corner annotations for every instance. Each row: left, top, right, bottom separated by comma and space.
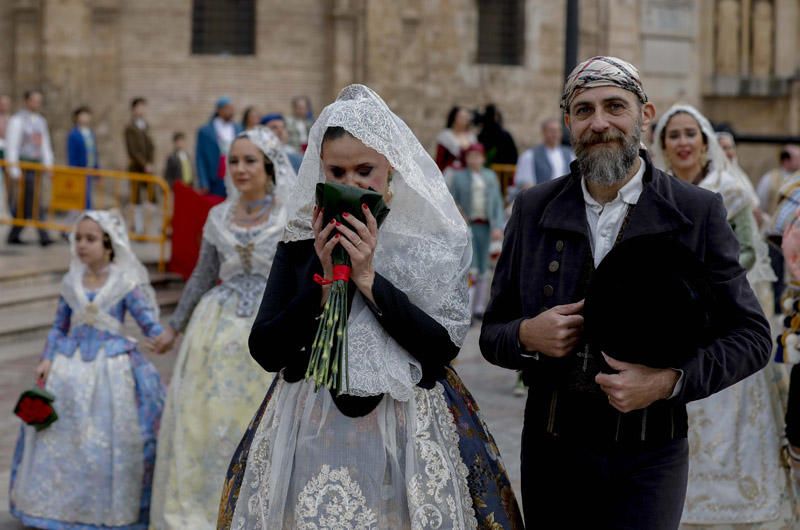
435, 106, 477, 177
514, 117, 575, 190
5, 89, 54, 246
124, 97, 155, 234
196, 97, 241, 199
477, 104, 518, 166
448, 142, 504, 321
260, 112, 303, 172
285, 95, 314, 152
758, 145, 800, 218
240, 106, 261, 131
0, 94, 12, 217
67, 106, 99, 210
760, 146, 800, 314
163, 132, 193, 188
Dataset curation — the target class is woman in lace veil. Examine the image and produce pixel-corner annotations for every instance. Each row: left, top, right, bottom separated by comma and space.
10, 210, 166, 530
217, 84, 522, 529
149, 127, 295, 530
653, 104, 796, 528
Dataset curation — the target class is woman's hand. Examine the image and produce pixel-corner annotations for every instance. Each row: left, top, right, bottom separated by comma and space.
313, 205, 338, 304
336, 205, 379, 303
148, 326, 177, 354
35, 359, 52, 384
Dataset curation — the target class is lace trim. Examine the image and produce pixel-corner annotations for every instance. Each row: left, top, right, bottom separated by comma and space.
295, 465, 379, 530
408, 384, 477, 530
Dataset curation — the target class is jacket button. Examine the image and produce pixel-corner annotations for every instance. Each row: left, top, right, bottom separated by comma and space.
556, 240, 565, 252
549, 261, 560, 273
543, 285, 554, 297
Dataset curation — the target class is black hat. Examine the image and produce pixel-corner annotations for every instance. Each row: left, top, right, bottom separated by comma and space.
584, 235, 716, 369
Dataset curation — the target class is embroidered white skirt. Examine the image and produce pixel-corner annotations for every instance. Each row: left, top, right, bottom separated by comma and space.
229, 376, 477, 529
11, 349, 145, 527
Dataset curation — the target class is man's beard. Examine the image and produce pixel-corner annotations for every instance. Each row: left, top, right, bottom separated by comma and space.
572, 120, 642, 186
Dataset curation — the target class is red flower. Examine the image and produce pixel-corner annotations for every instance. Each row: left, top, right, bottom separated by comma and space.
16, 396, 55, 425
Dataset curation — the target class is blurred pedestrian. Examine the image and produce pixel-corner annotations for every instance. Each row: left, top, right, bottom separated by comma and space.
240, 105, 261, 131
285, 95, 314, 152
6, 89, 53, 246
477, 103, 518, 165
435, 105, 477, 176
124, 97, 155, 233
196, 97, 241, 198
67, 106, 99, 209
260, 112, 303, 172
163, 131, 193, 188
514, 117, 574, 190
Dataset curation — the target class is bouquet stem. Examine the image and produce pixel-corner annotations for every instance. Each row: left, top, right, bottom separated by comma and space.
307, 265, 351, 393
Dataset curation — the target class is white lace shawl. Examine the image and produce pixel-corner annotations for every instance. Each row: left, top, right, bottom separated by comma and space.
62, 210, 157, 331
283, 84, 472, 402
202, 200, 286, 283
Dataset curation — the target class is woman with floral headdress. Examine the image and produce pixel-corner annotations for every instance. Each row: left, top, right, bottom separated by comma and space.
653, 104, 796, 528
148, 127, 296, 530
217, 85, 522, 529
9, 210, 167, 529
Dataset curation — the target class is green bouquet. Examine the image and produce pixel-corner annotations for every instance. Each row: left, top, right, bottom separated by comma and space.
308, 182, 390, 393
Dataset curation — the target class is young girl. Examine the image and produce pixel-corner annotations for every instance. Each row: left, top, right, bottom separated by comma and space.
9, 210, 166, 529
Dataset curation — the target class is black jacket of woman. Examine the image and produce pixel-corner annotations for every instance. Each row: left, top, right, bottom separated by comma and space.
248, 239, 460, 417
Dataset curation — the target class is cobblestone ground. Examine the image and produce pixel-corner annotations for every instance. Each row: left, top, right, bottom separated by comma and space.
0, 324, 525, 529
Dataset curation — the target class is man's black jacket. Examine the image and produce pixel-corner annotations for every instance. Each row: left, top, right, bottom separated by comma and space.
480, 151, 772, 442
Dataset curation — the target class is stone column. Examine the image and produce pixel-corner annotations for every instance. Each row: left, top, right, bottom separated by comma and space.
330, 0, 366, 99
40, 0, 92, 160
715, 0, 740, 76
85, 0, 122, 168
12, 0, 44, 100
774, 0, 799, 78
739, 0, 750, 75
751, 0, 773, 78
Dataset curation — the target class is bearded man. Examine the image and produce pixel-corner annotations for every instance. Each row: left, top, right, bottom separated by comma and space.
480, 56, 770, 529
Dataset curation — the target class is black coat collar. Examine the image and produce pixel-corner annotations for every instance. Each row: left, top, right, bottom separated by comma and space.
539, 149, 693, 240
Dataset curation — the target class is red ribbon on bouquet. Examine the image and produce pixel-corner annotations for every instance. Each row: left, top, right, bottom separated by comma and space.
313, 265, 352, 286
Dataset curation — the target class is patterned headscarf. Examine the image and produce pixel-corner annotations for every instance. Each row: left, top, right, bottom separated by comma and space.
560, 56, 648, 111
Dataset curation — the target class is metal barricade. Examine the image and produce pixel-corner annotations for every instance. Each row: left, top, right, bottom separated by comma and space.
0, 160, 171, 271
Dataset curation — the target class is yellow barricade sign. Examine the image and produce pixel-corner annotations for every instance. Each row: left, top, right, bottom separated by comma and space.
50, 172, 87, 211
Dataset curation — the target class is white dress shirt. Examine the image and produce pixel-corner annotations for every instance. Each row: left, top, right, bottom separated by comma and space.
213, 117, 236, 153
546, 146, 568, 182
4, 110, 54, 179
581, 157, 646, 267
470, 171, 487, 220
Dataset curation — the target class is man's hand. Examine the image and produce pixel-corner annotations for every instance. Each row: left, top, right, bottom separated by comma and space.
595, 353, 680, 413
518, 300, 584, 358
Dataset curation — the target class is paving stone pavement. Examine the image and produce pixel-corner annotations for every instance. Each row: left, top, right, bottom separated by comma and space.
0, 323, 525, 528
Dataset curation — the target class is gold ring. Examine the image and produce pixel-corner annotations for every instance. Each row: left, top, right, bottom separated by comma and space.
355, 238, 363, 247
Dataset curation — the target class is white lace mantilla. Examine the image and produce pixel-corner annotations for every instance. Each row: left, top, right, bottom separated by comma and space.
282, 84, 471, 402
231, 377, 477, 529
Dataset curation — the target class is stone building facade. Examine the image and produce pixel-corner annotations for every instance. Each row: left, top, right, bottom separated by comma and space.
1, 0, 798, 179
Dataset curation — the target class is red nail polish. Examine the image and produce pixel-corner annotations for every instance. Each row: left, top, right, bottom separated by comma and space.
362, 203, 368, 209
329, 219, 335, 224
342, 212, 349, 218
335, 222, 342, 227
